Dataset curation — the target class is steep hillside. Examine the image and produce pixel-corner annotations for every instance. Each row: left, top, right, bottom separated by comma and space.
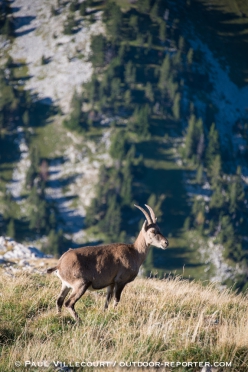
0, 0, 248, 291
0, 273, 248, 371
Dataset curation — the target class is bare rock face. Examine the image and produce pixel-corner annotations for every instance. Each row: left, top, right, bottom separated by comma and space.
0, 236, 54, 275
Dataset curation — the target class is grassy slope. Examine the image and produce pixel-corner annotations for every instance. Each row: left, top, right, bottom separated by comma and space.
0, 272, 248, 371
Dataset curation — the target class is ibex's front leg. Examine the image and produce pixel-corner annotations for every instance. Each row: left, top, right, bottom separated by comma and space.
114, 283, 126, 307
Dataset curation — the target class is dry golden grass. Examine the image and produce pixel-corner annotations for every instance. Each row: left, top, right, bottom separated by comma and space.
0, 270, 248, 372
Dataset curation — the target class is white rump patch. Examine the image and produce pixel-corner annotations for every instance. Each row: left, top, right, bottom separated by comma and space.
56, 270, 72, 289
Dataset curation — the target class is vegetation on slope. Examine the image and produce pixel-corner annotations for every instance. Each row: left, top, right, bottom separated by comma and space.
1, 0, 248, 290
0, 272, 248, 371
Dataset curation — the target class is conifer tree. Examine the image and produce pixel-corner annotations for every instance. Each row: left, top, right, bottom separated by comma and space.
125, 61, 136, 86
90, 34, 105, 67
131, 105, 150, 137
145, 82, 154, 102
110, 78, 121, 100
159, 22, 166, 43
150, 2, 159, 21
22, 110, 29, 127
137, 0, 150, 13
6, 218, 15, 238
178, 36, 185, 52
124, 90, 131, 106
109, 130, 127, 161
218, 215, 242, 261
80, 2, 86, 16
206, 123, 220, 167
196, 164, 204, 184
147, 32, 153, 51
172, 92, 181, 120
121, 160, 132, 204
209, 184, 225, 210
104, 3, 122, 42
158, 55, 170, 94
209, 155, 222, 187
187, 48, 194, 65
129, 15, 138, 36
26, 146, 40, 188
100, 195, 121, 239
184, 115, 204, 161
228, 168, 245, 214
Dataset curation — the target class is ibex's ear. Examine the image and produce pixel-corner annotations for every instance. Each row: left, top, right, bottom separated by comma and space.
142, 220, 148, 232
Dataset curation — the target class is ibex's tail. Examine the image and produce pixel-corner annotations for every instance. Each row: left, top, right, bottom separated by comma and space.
47, 266, 57, 274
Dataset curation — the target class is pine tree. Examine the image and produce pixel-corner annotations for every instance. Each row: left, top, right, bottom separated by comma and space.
100, 195, 121, 239
51, 6, 57, 16
6, 218, 15, 238
206, 123, 220, 168
228, 169, 245, 214
159, 22, 166, 43
209, 184, 225, 210
69, 0, 78, 12
137, 0, 150, 13
218, 215, 242, 262
147, 32, 153, 51
150, 2, 159, 21
46, 229, 59, 255
90, 34, 105, 67
187, 48, 194, 65
121, 160, 132, 204
104, 3, 122, 42
22, 110, 29, 127
109, 130, 127, 161
124, 90, 131, 106
129, 15, 138, 36
63, 90, 84, 132
184, 115, 204, 161
178, 36, 185, 52
172, 92, 181, 120
196, 164, 204, 184
158, 55, 170, 94
209, 155, 222, 187
147, 193, 165, 219
80, 2, 87, 16
145, 82, 154, 102
131, 105, 150, 137
26, 146, 40, 188
110, 78, 121, 100
125, 61, 136, 86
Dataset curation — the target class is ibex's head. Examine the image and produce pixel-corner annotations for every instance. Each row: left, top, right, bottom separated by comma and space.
134, 204, 169, 249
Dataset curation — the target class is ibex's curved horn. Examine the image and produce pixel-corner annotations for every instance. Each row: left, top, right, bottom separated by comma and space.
134, 204, 152, 224
145, 204, 157, 223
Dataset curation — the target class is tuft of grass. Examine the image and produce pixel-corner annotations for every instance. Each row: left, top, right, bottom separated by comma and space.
0, 272, 248, 371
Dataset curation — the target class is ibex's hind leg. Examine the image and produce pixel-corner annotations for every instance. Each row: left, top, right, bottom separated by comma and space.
104, 284, 115, 310
65, 282, 90, 321
114, 283, 126, 308
56, 284, 71, 314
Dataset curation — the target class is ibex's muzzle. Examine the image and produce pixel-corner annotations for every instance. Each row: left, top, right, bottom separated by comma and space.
161, 238, 169, 249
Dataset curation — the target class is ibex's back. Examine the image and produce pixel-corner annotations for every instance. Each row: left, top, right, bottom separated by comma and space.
47, 204, 169, 321
53, 243, 140, 289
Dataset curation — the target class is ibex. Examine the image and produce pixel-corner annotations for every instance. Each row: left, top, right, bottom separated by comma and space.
47, 204, 169, 321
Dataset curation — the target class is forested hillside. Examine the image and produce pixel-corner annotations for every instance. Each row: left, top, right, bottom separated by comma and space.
1, 0, 248, 291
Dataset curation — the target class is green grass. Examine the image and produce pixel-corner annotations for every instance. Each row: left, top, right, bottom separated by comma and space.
1, 272, 248, 371
31, 117, 72, 158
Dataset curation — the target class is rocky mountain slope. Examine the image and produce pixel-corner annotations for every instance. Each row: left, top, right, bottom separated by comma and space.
1, 0, 248, 289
